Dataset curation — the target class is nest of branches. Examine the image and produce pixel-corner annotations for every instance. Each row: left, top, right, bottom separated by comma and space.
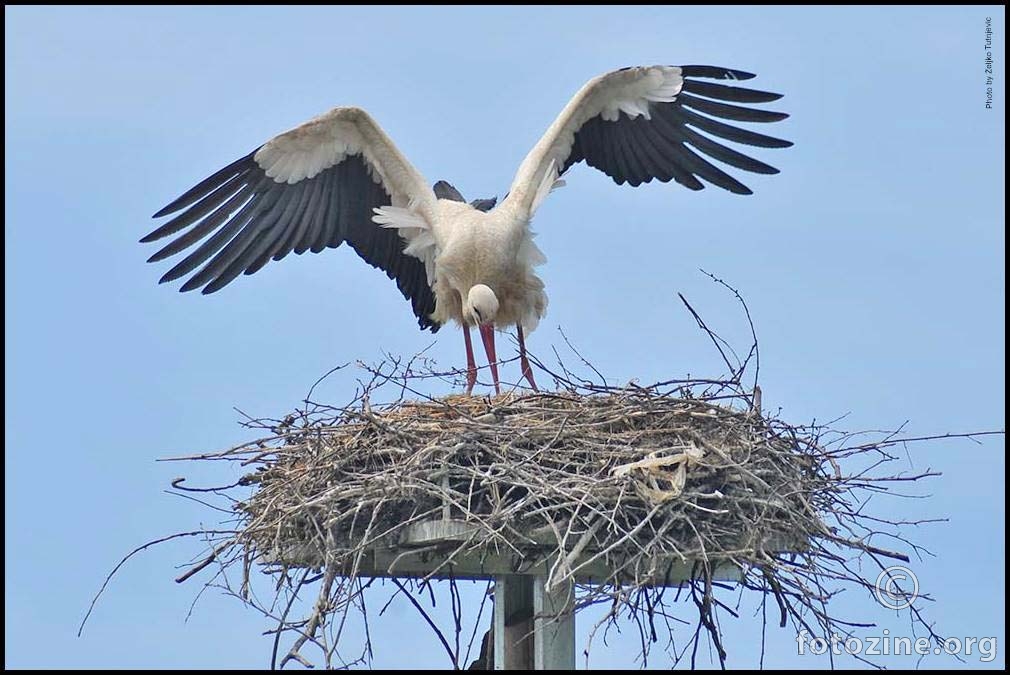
238, 384, 818, 586
155, 354, 958, 669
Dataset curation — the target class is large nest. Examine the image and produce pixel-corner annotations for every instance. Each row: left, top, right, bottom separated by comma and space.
239, 390, 813, 586
158, 354, 956, 669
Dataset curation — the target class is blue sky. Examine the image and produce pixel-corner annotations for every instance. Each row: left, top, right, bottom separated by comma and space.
5, 5, 1005, 669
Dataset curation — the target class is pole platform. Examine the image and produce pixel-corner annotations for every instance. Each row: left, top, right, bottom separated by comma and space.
267, 517, 773, 670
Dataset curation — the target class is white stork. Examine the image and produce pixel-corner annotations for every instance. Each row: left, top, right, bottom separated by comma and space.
142, 65, 791, 394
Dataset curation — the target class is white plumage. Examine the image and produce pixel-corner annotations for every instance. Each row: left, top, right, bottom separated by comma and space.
142, 65, 791, 394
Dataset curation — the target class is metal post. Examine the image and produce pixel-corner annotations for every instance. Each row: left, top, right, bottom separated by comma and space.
534, 576, 575, 669
494, 575, 533, 669
493, 574, 575, 670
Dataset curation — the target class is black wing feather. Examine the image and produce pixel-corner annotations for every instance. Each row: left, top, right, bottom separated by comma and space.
142, 170, 252, 244
152, 151, 256, 218
470, 197, 497, 212
608, 120, 644, 186
621, 118, 667, 185
679, 65, 756, 81
672, 106, 792, 149
182, 183, 289, 293
676, 92, 789, 123
159, 181, 271, 284
637, 120, 706, 191
680, 79, 783, 104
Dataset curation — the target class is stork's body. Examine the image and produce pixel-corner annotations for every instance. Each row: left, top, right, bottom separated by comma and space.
422, 198, 547, 392
142, 65, 792, 394
428, 199, 545, 330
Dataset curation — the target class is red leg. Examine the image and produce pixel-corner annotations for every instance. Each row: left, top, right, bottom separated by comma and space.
463, 325, 477, 394
517, 324, 538, 391
478, 323, 501, 395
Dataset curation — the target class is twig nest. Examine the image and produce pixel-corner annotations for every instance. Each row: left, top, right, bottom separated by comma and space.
234, 390, 815, 584
168, 367, 952, 669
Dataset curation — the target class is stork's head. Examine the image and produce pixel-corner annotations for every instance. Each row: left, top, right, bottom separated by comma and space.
465, 284, 499, 326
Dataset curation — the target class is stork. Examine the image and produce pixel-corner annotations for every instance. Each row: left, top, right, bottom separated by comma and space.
142, 65, 791, 395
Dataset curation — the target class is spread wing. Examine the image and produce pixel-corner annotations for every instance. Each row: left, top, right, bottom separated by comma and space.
502, 65, 792, 218
142, 107, 441, 331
